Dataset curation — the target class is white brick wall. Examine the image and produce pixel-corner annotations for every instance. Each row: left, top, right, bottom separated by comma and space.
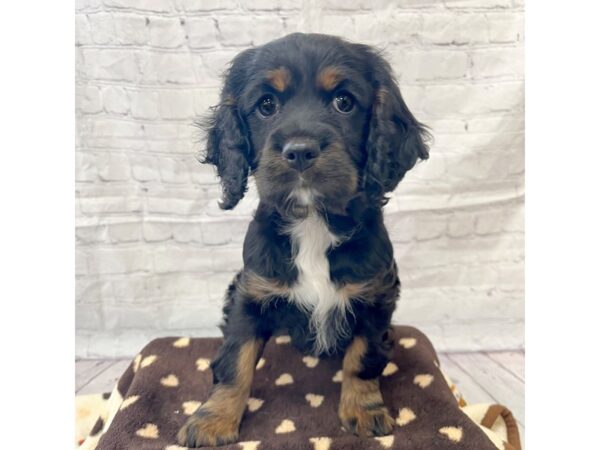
75, 0, 524, 358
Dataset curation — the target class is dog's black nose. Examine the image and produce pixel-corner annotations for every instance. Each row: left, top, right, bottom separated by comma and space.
282, 138, 321, 172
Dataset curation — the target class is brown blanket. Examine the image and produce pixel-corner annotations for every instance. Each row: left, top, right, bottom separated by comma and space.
79, 326, 521, 450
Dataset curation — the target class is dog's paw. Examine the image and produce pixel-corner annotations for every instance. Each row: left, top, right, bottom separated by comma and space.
339, 404, 395, 437
176, 412, 239, 448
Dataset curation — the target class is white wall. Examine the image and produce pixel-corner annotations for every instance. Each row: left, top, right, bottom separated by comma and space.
75, 0, 524, 358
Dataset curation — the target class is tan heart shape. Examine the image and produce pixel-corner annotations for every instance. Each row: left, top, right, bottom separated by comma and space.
439, 426, 463, 442
414, 374, 434, 388
305, 393, 324, 408
256, 358, 266, 370
120, 395, 140, 411
247, 397, 264, 412
375, 435, 394, 448
382, 362, 398, 376
332, 370, 343, 383
172, 337, 190, 348
238, 441, 261, 450
302, 356, 319, 368
398, 337, 417, 349
136, 423, 159, 439
396, 407, 416, 426
275, 419, 296, 434
182, 401, 201, 415
140, 355, 157, 368
309, 437, 332, 450
160, 374, 179, 387
275, 335, 291, 344
275, 373, 294, 386
196, 358, 210, 371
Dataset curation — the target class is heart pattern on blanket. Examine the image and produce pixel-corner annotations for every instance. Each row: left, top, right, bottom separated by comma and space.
305, 393, 324, 408
195, 358, 210, 371
439, 426, 463, 443
135, 423, 159, 439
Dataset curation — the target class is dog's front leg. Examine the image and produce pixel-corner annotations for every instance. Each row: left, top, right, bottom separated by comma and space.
338, 331, 395, 437
177, 329, 265, 447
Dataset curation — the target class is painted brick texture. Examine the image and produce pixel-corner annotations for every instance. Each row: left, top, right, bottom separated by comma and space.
75, 0, 524, 358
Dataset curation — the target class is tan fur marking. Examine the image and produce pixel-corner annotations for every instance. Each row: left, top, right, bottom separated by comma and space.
338, 336, 394, 437
177, 339, 263, 447
241, 272, 291, 301
318, 66, 343, 91
266, 67, 291, 92
338, 282, 369, 301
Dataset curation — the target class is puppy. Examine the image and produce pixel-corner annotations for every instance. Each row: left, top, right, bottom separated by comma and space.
177, 33, 430, 447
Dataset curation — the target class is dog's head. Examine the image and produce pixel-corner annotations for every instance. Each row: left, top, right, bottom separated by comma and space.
199, 33, 429, 217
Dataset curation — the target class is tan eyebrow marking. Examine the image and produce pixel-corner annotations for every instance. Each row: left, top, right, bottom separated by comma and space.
265, 67, 291, 92
317, 66, 344, 91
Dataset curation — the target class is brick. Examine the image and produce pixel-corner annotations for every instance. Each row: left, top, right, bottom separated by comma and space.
218, 16, 285, 46
77, 85, 102, 114
172, 222, 202, 243
75, 153, 98, 182
75, 249, 89, 275
88, 13, 117, 44
76, 0, 102, 12
102, 86, 130, 114
96, 154, 131, 181
200, 221, 232, 246
444, 0, 511, 9
76, 304, 103, 329
89, 247, 152, 274
186, 17, 219, 49
474, 209, 506, 235
143, 222, 173, 242
76, 223, 108, 245
487, 12, 523, 43
148, 17, 187, 48
130, 90, 160, 120
246, 0, 300, 10
181, 0, 239, 11
159, 158, 191, 184
447, 213, 475, 238
400, 50, 469, 81
75, 15, 93, 45
130, 155, 158, 181
103, 0, 173, 13
150, 53, 196, 84
82, 49, 137, 82
353, 13, 422, 45
471, 47, 524, 79
112, 13, 148, 45
158, 89, 195, 119
153, 247, 212, 273
422, 13, 488, 45
108, 222, 143, 243
103, 305, 160, 330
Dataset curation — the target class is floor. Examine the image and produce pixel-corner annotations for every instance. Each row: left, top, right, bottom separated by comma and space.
76, 350, 525, 439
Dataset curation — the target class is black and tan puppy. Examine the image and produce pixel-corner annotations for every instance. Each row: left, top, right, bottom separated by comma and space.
177, 33, 430, 447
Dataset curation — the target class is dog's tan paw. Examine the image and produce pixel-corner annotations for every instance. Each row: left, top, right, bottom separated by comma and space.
339, 404, 395, 437
176, 412, 239, 448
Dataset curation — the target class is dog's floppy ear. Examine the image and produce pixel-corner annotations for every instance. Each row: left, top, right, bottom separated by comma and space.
361, 48, 430, 204
197, 49, 256, 210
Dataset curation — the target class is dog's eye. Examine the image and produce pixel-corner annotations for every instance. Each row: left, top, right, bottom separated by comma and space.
333, 92, 355, 114
257, 94, 278, 118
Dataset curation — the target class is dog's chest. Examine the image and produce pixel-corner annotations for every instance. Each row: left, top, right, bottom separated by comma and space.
287, 214, 341, 310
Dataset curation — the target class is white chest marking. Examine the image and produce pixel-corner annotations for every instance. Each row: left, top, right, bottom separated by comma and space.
286, 213, 351, 354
